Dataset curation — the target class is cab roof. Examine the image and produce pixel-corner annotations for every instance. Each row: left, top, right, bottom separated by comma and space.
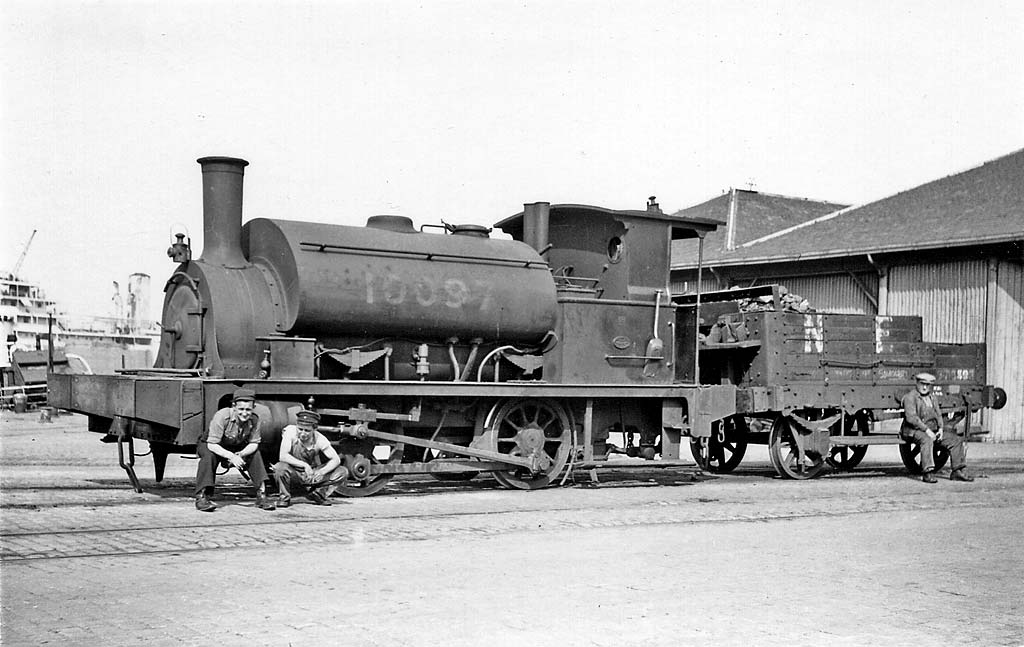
494, 203, 722, 241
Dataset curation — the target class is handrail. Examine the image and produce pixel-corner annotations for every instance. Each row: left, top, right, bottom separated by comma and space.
0, 383, 48, 408
1, 384, 48, 395
299, 241, 549, 269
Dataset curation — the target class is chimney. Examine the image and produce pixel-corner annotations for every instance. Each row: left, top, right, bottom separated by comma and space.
197, 156, 249, 267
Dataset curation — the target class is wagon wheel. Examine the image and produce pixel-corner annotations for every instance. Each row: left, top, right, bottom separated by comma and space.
768, 415, 826, 480
827, 445, 868, 471
689, 417, 748, 474
826, 413, 869, 471
333, 423, 405, 498
899, 441, 950, 475
486, 398, 572, 490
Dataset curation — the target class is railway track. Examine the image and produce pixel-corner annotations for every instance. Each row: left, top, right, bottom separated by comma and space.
4, 460, 1022, 562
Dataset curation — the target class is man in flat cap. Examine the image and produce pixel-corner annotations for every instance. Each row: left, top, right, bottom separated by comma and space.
900, 372, 973, 483
274, 409, 346, 507
194, 387, 276, 511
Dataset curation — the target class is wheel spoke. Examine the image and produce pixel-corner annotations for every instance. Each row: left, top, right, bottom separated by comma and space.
510, 409, 526, 428
712, 444, 725, 467
530, 409, 544, 429
524, 406, 537, 425
533, 408, 547, 428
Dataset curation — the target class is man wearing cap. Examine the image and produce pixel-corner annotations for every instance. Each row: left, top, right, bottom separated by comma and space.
900, 373, 973, 483
194, 388, 276, 511
274, 409, 346, 507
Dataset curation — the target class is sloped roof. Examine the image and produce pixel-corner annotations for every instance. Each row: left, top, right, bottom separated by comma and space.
671, 190, 847, 267
672, 148, 1024, 269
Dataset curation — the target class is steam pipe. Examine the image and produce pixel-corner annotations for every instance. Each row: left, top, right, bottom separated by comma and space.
447, 340, 461, 381
197, 156, 249, 267
459, 338, 483, 381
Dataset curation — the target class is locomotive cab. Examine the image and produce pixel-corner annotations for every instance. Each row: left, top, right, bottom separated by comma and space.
495, 199, 720, 385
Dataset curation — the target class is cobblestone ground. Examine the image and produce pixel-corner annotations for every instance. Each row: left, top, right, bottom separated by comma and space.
1, 411, 1022, 646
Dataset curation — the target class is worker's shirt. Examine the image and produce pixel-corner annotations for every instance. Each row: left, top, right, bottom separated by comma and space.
206, 408, 261, 446
900, 389, 941, 435
280, 425, 330, 467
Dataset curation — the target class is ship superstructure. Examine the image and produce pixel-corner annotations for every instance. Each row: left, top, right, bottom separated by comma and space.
2, 273, 160, 376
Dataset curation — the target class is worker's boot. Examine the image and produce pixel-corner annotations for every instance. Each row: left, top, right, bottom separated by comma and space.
195, 491, 217, 512
950, 468, 974, 482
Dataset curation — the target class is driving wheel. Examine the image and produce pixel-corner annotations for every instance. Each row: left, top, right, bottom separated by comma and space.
486, 398, 572, 490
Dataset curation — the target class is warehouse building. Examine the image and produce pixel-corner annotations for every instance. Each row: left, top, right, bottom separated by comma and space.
671, 148, 1024, 441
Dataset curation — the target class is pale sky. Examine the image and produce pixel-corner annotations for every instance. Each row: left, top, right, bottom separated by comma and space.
2, 0, 1023, 322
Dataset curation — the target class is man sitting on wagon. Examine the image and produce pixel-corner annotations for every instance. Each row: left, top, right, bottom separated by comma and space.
195, 387, 276, 512
274, 409, 345, 507
900, 372, 973, 483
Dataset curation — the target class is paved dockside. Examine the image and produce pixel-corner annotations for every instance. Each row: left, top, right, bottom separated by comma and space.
2, 411, 1022, 646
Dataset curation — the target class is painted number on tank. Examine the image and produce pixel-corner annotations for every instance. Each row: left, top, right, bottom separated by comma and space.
364, 272, 494, 310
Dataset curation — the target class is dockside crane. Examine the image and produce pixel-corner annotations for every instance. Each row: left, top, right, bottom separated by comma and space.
11, 229, 36, 278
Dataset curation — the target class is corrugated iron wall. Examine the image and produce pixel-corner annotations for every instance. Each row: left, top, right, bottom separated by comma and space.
754, 273, 876, 314
889, 259, 1020, 441
988, 260, 1023, 442
888, 261, 987, 343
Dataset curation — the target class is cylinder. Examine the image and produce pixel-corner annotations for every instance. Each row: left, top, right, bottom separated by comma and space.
12, 392, 27, 413
197, 156, 249, 267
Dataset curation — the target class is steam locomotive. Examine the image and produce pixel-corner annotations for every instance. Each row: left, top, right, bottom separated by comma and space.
48, 157, 1006, 495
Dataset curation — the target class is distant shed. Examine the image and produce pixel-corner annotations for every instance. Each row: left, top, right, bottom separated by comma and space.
670, 149, 1024, 441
